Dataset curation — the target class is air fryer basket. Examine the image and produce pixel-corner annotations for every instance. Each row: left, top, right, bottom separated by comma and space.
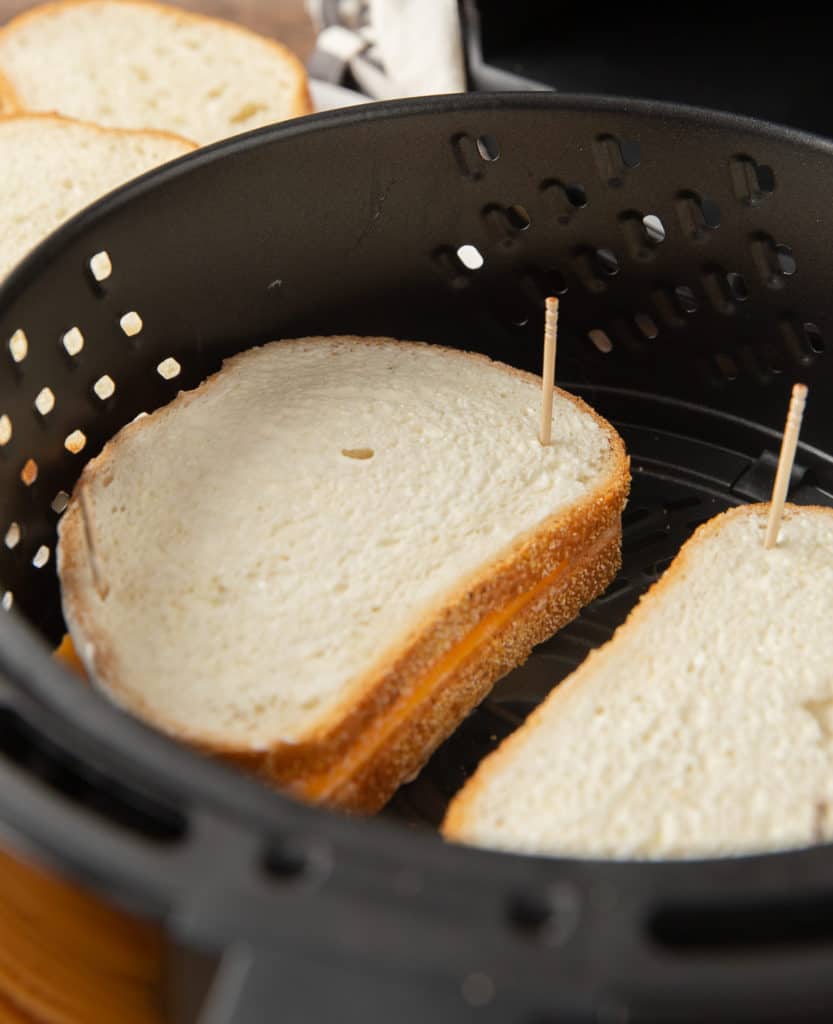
2, 93, 833, 1024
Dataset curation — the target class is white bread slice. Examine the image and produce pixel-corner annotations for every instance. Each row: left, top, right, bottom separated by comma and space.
444, 503, 833, 857
0, 113, 195, 280
0, 1, 312, 145
57, 337, 629, 812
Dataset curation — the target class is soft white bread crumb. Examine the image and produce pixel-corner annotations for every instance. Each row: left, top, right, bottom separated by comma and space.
58, 338, 627, 779
0, 1, 312, 145
444, 504, 833, 858
0, 113, 194, 280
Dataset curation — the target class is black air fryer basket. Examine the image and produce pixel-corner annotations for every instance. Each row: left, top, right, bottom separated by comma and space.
2, 94, 833, 1023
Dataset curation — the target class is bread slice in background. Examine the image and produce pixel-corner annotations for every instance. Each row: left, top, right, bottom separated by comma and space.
58, 336, 629, 813
0, 69, 18, 113
0, 0, 312, 145
0, 113, 195, 280
444, 503, 833, 858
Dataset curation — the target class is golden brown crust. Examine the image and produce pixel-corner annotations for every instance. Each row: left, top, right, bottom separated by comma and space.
59, 336, 630, 812
441, 502, 831, 840
0, 109, 197, 151
0, 71, 19, 115
0, 0, 313, 122
323, 524, 623, 813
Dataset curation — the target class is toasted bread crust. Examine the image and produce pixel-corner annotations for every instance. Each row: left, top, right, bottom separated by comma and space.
59, 337, 629, 812
0, 70, 19, 114
320, 523, 623, 813
0, 109, 197, 150
0, 0, 313, 123
441, 503, 829, 841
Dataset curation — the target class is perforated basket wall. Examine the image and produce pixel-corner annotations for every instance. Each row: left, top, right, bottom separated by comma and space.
2, 94, 833, 1023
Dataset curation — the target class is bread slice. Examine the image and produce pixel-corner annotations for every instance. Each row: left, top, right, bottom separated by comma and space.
444, 503, 833, 857
0, 113, 194, 280
57, 336, 629, 813
0, 1, 312, 146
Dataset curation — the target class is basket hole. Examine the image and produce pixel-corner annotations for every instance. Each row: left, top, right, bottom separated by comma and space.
506, 204, 531, 231
804, 322, 825, 354
20, 459, 37, 486
264, 839, 331, 886
726, 272, 749, 302
619, 139, 641, 168
482, 204, 520, 243
62, 327, 84, 357
593, 248, 620, 277
508, 884, 580, 945
1, 591, 12, 612
652, 287, 686, 329
574, 249, 608, 294
476, 134, 500, 161
157, 357, 182, 381
0, 414, 12, 446
51, 491, 70, 514
730, 156, 775, 206
594, 134, 639, 187
755, 164, 776, 193
674, 285, 698, 315
700, 198, 722, 229
588, 329, 614, 354
565, 183, 587, 208
642, 214, 666, 244
64, 430, 87, 455
4, 523, 20, 550
34, 387, 55, 416
540, 180, 586, 227
456, 244, 484, 271
750, 234, 797, 289
676, 192, 721, 240
8, 329, 28, 364
31, 545, 50, 569
634, 313, 659, 339
775, 244, 796, 277
89, 250, 113, 282
120, 311, 143, 337
702, 265, 735, 315
451, 133, 483, 180
715, 353, 738, 381
93, 374, 116, 400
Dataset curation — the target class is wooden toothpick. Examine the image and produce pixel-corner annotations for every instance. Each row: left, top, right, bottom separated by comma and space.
764, 382, 808, 549
539, 296, 559, 445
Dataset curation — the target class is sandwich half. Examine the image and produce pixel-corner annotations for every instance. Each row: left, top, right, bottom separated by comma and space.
444, 503, 833, 856
58, 336, 629, 812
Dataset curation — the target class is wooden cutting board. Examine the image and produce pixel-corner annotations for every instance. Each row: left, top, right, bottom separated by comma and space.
0, 0, 317, 57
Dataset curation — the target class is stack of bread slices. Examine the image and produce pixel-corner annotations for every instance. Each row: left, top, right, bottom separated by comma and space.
0, 0, 312, 279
